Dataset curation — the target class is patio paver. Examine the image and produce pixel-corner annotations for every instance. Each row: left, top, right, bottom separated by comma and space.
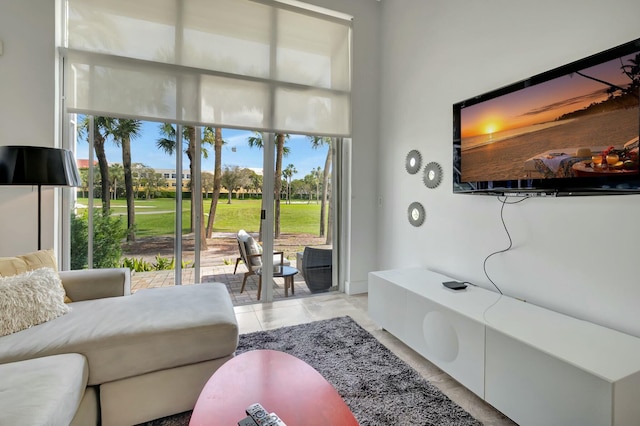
124, 233, 332, 306
130, 261, 318, 306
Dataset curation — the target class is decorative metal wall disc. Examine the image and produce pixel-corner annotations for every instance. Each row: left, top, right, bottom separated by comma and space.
423, 162, 443, 189
407, 202, 426, 227
405, 150, 422, 174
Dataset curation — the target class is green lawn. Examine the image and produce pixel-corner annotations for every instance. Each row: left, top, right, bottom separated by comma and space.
76, 198, 323, 237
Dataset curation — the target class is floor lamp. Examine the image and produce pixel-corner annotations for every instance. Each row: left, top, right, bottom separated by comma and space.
0, 146, 81, 250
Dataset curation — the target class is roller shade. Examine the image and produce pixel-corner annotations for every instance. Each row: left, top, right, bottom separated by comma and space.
63, 0, 352, 136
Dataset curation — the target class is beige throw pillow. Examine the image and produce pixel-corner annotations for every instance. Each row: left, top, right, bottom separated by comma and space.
0, 268, 70, 337
0, 249, 72, 303
0, 249, 57, 276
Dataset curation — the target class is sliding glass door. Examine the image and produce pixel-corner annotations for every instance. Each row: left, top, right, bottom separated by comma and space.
68, 117, 208, 288
65, 114, 343, 304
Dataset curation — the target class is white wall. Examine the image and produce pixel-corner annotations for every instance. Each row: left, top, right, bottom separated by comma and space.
378, 0, 640, 337
306, 0, 381, 294
0, 0, 58, 256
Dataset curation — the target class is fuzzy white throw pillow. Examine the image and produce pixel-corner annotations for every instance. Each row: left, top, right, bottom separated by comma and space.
0, 267, 70, 337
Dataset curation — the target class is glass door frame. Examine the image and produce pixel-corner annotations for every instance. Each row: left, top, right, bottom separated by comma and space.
63, 115, 203, 285
260, 132, 276, 302
61, 118, 347, 301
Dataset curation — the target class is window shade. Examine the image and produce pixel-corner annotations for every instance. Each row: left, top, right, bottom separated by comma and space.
63, 0, 352, 136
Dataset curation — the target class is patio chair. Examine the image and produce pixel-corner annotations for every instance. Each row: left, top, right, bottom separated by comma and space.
301, 247, 333, 293
235, 229, 290, 294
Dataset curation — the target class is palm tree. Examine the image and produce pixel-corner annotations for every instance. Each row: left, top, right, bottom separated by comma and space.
247, 132, 290, 239
312, 166, 322, 203
77, 116, 115, 211
283, 164, 297, 204
111, 119, 142, 242
205, 128, 225, 238
308, 137, 332, 239
109, 163, 124, 200
157, 124, 214, 250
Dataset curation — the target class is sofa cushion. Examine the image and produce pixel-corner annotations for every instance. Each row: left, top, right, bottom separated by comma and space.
0, 353, 88, 426
238, 229, 263, 267
0, 282, 238, 386
0, 267, 70, 337
0, 248, 72, 303
246, 236, 263, 266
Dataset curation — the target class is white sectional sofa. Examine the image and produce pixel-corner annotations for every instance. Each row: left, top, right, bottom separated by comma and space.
0, 267, 239, 426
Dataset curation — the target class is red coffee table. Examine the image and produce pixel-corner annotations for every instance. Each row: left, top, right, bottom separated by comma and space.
189, 350, 359, 426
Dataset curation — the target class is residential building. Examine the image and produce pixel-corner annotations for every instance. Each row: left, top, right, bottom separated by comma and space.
155, 168, 193, 189
76, 159, 97, 169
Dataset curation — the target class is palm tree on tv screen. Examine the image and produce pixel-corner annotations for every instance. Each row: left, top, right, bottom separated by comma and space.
621, 53, 640, 98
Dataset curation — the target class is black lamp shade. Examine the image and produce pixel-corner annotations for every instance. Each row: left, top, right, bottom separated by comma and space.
0, 145, 81, 187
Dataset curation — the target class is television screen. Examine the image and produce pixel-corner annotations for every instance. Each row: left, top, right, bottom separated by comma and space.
454, 37, 640, 195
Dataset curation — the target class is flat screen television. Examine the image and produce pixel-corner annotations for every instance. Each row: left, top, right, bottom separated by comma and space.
453, 37, 640, 196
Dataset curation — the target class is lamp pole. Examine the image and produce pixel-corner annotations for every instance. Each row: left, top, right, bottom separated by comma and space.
38, 184, 42, 250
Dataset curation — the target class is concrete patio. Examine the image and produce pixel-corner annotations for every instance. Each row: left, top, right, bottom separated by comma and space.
129, 259, 330, 306
125, 233, 333, 306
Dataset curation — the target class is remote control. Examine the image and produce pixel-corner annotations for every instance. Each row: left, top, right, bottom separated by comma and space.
245, 404, 287, 426
246, 403, 268, 423
238, 416, 258, 426
443, 280, 467, 290
263, 413, 286, 426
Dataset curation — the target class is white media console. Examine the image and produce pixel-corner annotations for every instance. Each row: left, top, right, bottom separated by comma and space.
368, 268, 640, 426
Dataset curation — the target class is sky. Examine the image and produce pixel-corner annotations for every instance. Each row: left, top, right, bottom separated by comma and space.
75, 122, 330, 179
460, 53, 637, 139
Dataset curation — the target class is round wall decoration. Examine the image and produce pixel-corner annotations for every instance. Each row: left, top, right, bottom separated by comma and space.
407, 202, 426, 227
405, 150, 422, 174
423, 162, 443, 189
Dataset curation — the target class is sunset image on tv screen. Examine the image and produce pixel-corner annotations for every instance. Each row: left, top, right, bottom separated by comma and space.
460, 52, 640, 182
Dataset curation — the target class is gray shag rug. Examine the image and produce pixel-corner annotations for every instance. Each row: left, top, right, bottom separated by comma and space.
140, 316, 481, 426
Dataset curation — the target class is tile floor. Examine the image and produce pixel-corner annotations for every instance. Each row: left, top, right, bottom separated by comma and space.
234, 292, 516, 426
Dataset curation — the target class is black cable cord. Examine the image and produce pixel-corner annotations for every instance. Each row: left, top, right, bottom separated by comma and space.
482, 195, 530, 294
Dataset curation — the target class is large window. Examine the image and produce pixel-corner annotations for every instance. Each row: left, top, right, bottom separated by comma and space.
63, 0, 351, 136
62, 0, 351, 301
